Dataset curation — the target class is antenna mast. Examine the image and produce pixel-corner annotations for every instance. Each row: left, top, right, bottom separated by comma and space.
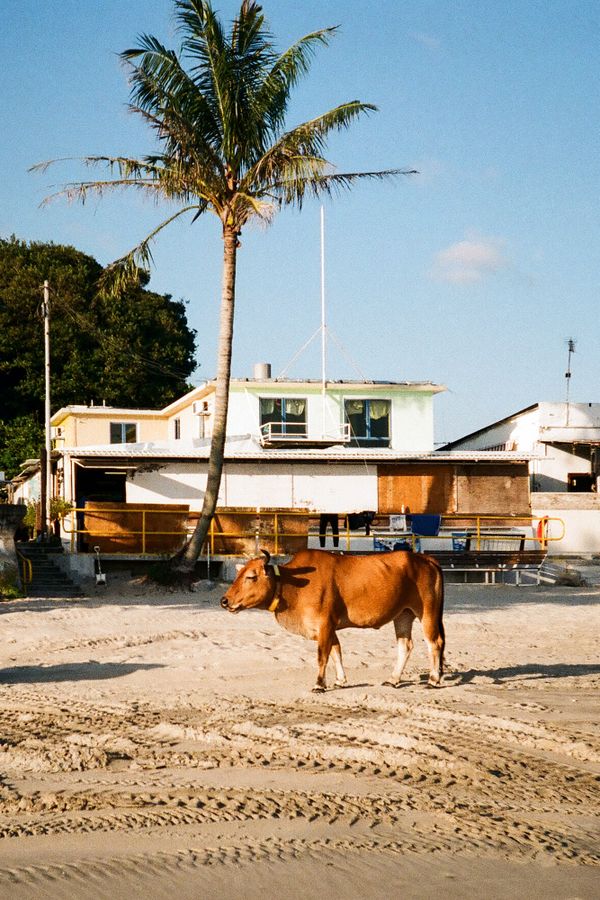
565, 337, 576, 424
320, 206, 326, 434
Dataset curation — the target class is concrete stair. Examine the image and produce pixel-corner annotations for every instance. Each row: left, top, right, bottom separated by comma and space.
17, 543, 83, 598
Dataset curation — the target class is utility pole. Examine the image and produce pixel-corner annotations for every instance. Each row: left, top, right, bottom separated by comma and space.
42, 280, 52, 538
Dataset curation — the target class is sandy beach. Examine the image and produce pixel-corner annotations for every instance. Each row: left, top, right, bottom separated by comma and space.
0, 572, 598, 899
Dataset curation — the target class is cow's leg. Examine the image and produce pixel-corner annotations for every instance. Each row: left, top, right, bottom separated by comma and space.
421, 609, 445, 686
385, 609, 415, 686
330, 636, 347, 688
313, 622, 336, 692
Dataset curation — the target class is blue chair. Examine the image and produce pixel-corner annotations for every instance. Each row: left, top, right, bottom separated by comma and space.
408, 514, 441, 552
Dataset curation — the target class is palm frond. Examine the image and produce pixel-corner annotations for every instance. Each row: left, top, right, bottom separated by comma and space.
31, 155, 165, 180
38, 179, 161, 207
29, 157, 79, 174
242, 101, 378, 192
275, 167, 418, 208
128, 104, 225, 188
176, 1, 229, 127
232, 190, 276, 225
98, 204, 206, 297
255, 27, 338, 135
122, 37, 223, 154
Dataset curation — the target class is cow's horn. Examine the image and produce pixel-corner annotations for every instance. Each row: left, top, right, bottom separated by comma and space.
260, 548, 271, 565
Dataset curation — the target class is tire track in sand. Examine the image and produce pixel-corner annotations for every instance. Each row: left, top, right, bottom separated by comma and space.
0, 691, 598, 866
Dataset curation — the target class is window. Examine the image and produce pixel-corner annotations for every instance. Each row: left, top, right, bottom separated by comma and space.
345, 399, 390, 447
260, 397, 306, 436
173, 418, 181, 440
568, 473, 595, 492
110, 422, 137, 444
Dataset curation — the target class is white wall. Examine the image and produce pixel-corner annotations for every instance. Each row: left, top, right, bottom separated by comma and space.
538, 401, 600, 430
450, 407, 540, 452
531, 444, 590, 492
13, 471, 41, 503
127, 464, 206, 507
167, 397, 214, 441
531, 492, 600, 555
390, 392, 434, 450
126, 461, 378, 512
532, 504, 600, 555
226, 384, 435, 450
223, 463, 377, 511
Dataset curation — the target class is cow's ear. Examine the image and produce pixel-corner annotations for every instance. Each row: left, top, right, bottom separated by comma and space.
235, 563, 244, 573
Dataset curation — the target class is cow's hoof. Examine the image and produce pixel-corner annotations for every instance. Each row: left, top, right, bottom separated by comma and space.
427, 678, 441, 688
333, 680, 347, 689
382, 679, 401, 688
312, 685, 326, 694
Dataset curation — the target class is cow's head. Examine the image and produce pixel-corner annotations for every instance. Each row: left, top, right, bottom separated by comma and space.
221, 549, 278, 613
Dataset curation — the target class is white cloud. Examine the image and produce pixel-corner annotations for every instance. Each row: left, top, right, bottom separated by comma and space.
411, 31, 441, 51
431, 237, 508, 284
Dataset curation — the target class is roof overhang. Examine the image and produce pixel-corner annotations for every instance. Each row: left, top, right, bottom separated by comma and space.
539, 428, 600, 443
51, 406, 165, 426
58, 437, 534, 465
230, 379, 446, 394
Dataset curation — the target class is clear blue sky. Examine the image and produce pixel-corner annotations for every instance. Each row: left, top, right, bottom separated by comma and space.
2, 0, 599, 442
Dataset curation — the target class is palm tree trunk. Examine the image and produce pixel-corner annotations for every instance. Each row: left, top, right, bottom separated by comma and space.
174, 226, 238, 574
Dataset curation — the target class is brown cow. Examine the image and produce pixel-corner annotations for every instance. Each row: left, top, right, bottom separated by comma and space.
221, 548, 445, 692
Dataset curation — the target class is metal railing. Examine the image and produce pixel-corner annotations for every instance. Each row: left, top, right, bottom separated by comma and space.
16, 551, 33, 587
259, 422, 352, 445
61, 508, 565, 557
64, 507, 188, 555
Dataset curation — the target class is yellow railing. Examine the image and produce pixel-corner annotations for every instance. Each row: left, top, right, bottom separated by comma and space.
61, 508, 565, 557
435, 513, 564, 552
16, 551, 33, 587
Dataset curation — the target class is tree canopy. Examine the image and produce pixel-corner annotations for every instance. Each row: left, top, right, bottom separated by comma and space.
0, 235, 197, 476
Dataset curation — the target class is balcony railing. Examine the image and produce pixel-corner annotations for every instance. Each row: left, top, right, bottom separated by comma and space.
259, 422, 352, 446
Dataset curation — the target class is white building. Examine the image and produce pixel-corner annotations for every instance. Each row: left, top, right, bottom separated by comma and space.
14, 370, 546, 559
23, 370, 446, 512
442, 401, 600, 554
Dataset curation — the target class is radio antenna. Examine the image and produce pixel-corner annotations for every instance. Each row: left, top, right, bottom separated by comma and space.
565, 337, 576, 424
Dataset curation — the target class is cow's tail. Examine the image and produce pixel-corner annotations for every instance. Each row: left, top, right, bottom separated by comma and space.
436, 562, 446, 667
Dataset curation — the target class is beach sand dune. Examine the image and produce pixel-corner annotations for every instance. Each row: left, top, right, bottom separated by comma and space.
0, 577, 598, 899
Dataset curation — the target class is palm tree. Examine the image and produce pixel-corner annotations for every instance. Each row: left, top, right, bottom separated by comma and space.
34, 0, 415, 574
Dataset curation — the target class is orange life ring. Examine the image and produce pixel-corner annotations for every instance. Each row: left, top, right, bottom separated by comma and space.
536, 516, 549, 545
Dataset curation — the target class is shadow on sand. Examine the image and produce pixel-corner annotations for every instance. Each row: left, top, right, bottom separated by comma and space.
0, 661, 164, 685
0, 592, 223, 617
455, 662, 600, 685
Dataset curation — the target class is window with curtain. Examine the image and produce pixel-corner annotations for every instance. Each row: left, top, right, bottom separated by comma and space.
344, 399, 390, 447
260, 397, 307, 436
110, 422, 138, 444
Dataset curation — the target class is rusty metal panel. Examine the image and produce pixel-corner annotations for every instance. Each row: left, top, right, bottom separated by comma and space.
83, 502, 189, 554
378, 463, 530, 515
377, 465, 455, 514
455, 465, 530, 514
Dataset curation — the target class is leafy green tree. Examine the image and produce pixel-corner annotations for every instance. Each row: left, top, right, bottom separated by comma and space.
0, 236, 197, 475
0, 416, 43, 480
35, 0, 414, 573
